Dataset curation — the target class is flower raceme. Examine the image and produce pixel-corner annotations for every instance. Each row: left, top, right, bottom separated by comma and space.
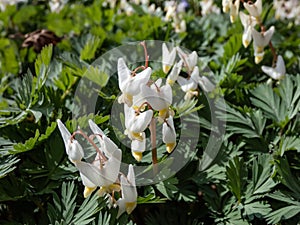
57, 119, 137, 216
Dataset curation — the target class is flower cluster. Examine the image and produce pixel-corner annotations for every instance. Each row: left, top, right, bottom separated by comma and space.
117, 42, 215, 162
199, 0, 221, 16
164, 1, 188, 33
57, 119, 137, 217
273, 0, 300, 25
222, 0, 286, 80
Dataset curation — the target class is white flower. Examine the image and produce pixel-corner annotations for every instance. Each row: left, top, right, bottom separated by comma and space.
261, 55, 286, 80
244, 0, 262, 18
57, 119, 84, 163
49, 0, 68, 13
124, 104, 153, 141
222, 0, 231, 13
162, 116, 176, 153
133, 79, 172, 119
75, 141, 122, 198
252, 26, 275, 64
167, 60, 183, 85
230, 0, 240, 23
177, 66, 200, 100
176, 47, 198, 73
162, 43, 176, 74
116, 164, 137, 217
239, 11, 257, 48
118, 58, 152, 106
131, 132, 146, 162
88, 120, 118, 158
199, 76, 215, 92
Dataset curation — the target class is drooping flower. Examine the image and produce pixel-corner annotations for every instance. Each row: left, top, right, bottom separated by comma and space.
230, 0, 240, 23
251, 26, 275, 64
239, 11, 257, 48
261, 55, 286, 80
57, 119, 84, 163
162, 116, 176, 153
162, 43, 177, 74
222, 0, 231, 13
116, 164, 137, 217
244, 0, 262, 18
133, 79, 173, 120
177, 66, 200, 100
117, 58, 152, 106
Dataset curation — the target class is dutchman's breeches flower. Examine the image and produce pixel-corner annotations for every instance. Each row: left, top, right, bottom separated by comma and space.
243, 0, 262, 18
230, 0, 240, 23
116, 164, 137, 217
239, 11, 257, 48
262, 55, 286, 80
117, 58, 151, 106
252, 26, 275, 64
162, 116, 176, 153
177, 66, 200, 100
162, 43, 176, 74
167, 60, 183, 85
176, 47, 198, 73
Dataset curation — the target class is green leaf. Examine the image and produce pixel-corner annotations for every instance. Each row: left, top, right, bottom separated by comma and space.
80, 34, 103, 61
83, 66, 109, 87
226, 157, 247, 202
266, 205, 300, 224
279, 136, 300, 156
11, 129, 40, 154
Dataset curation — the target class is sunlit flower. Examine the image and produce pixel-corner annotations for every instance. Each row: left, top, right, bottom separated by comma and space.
162, 116, 176, 153
133, 79, 173, 120
49, 0, 68, 13
251, 26, 275, 64
261, 55, 286, 80
57, 119, 84, 163
230, 0, 240, 23
162, 43, 177, 74
239, 11, 257, 48
177, 66, 200, 100
116, 164, 137, 217
200, 0, 220, 16
244, 0, 262, 18
118, 58, 152, 106
124, 105, 153, 141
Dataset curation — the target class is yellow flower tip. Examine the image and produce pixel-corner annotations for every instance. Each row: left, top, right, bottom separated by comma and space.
125, 201, 137, 214
255, 55, 263, 64
166, 143, 176, 153
243, 40, 249, 48
132, 151, 143, 162
84, 186, 96, 198
125, 94, 133, 106
97, 184, 121, 196
230, 15, 236, 23
108, 183, 121, 192
132, 132, 143, 141
163, 65, 171, 74
159, 108, 168, 119
167, 78, 175, 86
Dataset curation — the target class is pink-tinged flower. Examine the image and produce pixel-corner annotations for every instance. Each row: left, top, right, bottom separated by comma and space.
162, 43, 176, 74
177, 66, 200, 100
244, 0, 262, 18
117, 58, 151, 106
162, 116, 176, 153
262, 55, 286, 80
57, 119, 84, 163
252, 26, 275, 64
230, 0, 240, 23
116, 164, 137, 217
239, 11, 257, 48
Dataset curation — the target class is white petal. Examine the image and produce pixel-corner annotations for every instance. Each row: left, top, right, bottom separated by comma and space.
162, 116, 176, 144
230, 0, 240, 23
68, 140, 84, 162
276, 55, 286, 76
187, 51, 198, 71
101, 149, 122, 184
75, 161, 105, 187
162, 43, 176, 74
244, 0, 262, 18
127, 164, 136, 186
131, 134, 146, 153
125, 67, 152, 96
130, 110, 153, 133
167, 60, 183, 84
57, 119, 71, 149
117, 58, 131, 92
